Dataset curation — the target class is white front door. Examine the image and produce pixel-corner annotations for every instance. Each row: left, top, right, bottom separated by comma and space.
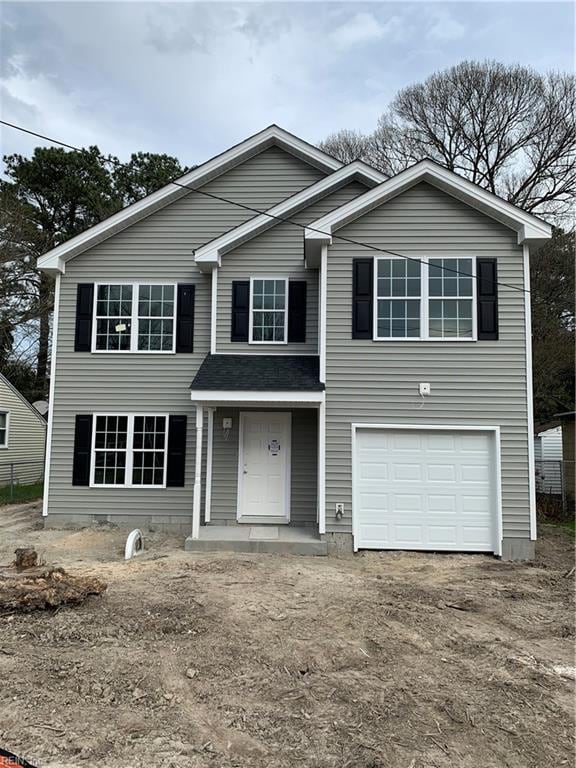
238, 412, 291, 521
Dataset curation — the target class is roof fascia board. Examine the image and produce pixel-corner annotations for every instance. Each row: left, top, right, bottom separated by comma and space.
0, 373, 48, 426
305, 160, 552, 246
190, 389, 325, 403
37, 126, 344, 274
194, 161, 387, 269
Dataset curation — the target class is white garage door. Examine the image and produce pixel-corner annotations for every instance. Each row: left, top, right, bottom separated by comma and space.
354, 428, 498, 552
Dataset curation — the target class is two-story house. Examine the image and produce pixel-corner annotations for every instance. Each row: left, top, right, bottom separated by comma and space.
38, 126, 551, 560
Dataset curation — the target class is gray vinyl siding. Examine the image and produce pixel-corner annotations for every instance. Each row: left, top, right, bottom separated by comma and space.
47, 147, 325, 519
0, 379, 46, 486
324, 182, 531, 539
209, 408, 317, 525
216, 182, 368, 353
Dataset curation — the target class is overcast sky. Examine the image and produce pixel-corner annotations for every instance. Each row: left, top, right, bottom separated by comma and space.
1, 1, 574, 167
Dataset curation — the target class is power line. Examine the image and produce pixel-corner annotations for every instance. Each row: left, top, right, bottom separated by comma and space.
0, 118, 530, 294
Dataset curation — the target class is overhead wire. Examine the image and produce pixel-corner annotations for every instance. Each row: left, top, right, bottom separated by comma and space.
0, 118, 531, 293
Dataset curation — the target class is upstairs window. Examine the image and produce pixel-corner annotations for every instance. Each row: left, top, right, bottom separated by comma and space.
95, 285, 133, 351
93, 284, 176, 352
376, 259, 421, 338
137, 285, 175, 351
250, 278, 287, 343
0, 412, 8, 448
374, 257, 476, 341
428, 258, 474, 339
91, 414, 167, 487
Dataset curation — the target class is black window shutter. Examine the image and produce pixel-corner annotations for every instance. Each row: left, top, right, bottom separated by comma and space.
166, 415, 187, 487
476, 259, 499, 340
352, 259, 373, 339
288, 281, 307, 343
176, 284, 195, 353
231, 281, 250, 342
72, 415, 93, 486
75, 284, 94, 352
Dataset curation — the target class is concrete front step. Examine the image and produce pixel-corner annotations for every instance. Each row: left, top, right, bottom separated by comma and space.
184, 525, 327, 556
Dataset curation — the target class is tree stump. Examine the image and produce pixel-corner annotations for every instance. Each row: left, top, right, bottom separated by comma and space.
14, 548, 38, 570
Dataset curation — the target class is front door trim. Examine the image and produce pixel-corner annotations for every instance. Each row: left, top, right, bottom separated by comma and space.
237, 411, 291, 523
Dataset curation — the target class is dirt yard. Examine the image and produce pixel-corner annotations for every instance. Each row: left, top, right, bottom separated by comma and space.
0, 503, 574, 768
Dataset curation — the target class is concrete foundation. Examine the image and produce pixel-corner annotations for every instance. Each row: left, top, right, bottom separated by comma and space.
321, 532, 354, 556
44, 513, 192, 537
44, 514, 536, 562
501, 538, 535, 562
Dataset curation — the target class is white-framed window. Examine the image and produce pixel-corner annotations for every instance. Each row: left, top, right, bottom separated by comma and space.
90, 414, 168, 487
93, 283, 176, 353
374, 256, 476, 341
249, 277, 288, 344
0, 412, 8, 448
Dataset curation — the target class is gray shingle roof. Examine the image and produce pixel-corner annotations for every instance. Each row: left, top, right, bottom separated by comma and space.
190, 355, 324, 391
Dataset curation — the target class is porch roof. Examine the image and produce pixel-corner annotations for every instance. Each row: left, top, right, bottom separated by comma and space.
190, 354, 324, 392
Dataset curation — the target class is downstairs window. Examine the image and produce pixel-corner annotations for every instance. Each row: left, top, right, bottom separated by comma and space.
92, 414, 167, 487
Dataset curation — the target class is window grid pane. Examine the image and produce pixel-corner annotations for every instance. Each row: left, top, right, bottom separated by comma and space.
428, 259, 474, 338
93, 415, 128, 485
252, 280, 286, 342
377, 259, 421, 338
131, 415, 166, 486
0, 413, 6, 446
137, 285, 175, 351
95, 284, 133, 351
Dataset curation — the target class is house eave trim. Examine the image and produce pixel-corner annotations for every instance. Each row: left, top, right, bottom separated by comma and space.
190, 390, 325, 404
37, 125, 345, 274
305, 160, 552, 245
193, 161, 387, 267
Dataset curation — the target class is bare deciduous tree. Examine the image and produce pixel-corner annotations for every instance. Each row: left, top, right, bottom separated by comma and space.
321, 61, 576, 220
319, 129, 373, 165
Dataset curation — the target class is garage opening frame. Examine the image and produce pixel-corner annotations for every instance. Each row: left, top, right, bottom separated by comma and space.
350, 423, 503, 557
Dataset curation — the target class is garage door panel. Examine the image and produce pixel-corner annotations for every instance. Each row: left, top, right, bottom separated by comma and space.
393, 433, 422, 451
394, 525, 424, 543
394, 494, 423, 511
359, 492, 389, 511
427, 463, 457, 482
428, 526, 457, 545
392, 463, 423, 482
461, 464, 490, 483
355, 428, 497, 553
427, 434, 456, 452
460, 434, 490, 452
359, 462, 389, 480
462, 495, 490, 514
359, 524, 390, 544
462, 526, 493, 546
428, 495, 457, 512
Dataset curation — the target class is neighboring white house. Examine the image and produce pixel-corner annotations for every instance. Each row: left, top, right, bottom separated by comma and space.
534, 426, 563, 495
0, 373, 47, 487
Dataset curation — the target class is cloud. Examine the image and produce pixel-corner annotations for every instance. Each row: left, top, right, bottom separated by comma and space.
0, 1, 572, 170
427, 10, 466, 42
331, 12, 405, 50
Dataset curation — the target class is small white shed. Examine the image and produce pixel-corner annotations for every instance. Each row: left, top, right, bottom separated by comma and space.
534, 426, 563, 495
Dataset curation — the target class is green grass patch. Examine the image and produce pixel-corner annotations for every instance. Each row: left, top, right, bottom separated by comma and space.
0, 481, 43, 506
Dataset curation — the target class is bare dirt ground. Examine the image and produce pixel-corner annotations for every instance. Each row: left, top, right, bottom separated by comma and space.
0, 502, 574, 768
